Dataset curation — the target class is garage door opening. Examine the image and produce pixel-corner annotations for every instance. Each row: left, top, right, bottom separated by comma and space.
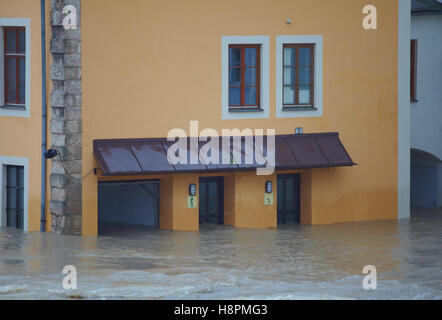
98, 180, 159, 235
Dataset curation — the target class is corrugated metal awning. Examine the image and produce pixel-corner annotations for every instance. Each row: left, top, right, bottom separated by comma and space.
93, 133, 355, 176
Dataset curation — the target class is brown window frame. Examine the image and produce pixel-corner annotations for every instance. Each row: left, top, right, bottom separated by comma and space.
282, 43, 315, 108
410, 39, 418, 102
3, 26, 26, 107
228, 44, 261, 110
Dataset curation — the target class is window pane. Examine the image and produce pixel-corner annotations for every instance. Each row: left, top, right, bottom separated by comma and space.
246, 68, 256, 86
199, 184, 207, 213
6, 58, 17, 81
17, 167, 24, 188
18, 58, 25, 81
7, 166, 17, 187
6, 81, 17, 103
285, 178, 295, 214
299, 67, 310, 85
7, 190, 17, 211
18, 82, 25, 104
17, 208, 24, 230
245, 87, 256, 105
229, 48, 241, 66
299, 48, 311, 66
245, 48, 257, 67
229, 87, 241, 106
5, 29, 16, 52
283, 86, 295, 104
18, 29, 25, 53
299, 86, 311, 104
229, 68, 241, 86
283, 67, 295, 85
18, 188, 24, 211
7, 210, 17, 228
207, 182, 219, 220
284, 47, 295, 66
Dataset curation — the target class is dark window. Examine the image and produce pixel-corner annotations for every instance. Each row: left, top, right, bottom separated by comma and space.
5, 165, 25, 230
228, 44, 261, 109
411, 39, 417, 102
283, 44, 315, 107
3, 27, 26, 106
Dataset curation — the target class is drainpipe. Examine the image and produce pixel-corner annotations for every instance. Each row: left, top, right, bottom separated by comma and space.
40, 0, 47, 232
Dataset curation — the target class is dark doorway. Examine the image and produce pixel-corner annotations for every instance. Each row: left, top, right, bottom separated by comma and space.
199, 177, 224, 225
98, 180, 159, 234
5, 165, 24, 230
277, 173, 301, 225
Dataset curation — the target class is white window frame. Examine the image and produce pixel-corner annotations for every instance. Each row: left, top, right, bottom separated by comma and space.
222, 36, 270, 120
0, 156, 29, 231
0, 18, 31, 118
276, 35, 323, 118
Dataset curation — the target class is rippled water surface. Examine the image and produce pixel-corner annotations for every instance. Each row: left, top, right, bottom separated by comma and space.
0, 209, 441, 300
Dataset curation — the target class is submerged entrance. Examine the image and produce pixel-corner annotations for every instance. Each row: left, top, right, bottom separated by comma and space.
5, 165, 24, 230
199, 177, 224, 225
277, 174, 301, 225
98, 180, 159, 234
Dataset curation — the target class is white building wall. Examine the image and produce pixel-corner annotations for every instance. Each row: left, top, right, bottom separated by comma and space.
398, 0, 412, 219
438, 164, 442, 207
411, 15, 442, 160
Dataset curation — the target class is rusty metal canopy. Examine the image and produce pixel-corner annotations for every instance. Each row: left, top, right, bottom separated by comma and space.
93, 133, 355, 176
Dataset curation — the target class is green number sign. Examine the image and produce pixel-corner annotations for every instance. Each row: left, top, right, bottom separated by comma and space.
264, 193, 274, 206
187, 196, 198, 208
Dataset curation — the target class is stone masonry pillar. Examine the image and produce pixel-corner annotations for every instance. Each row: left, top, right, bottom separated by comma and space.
49, 0, 82, 234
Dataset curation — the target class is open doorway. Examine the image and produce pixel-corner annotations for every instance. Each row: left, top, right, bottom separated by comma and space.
199, 177, 224, 225
98, 180, 159, 235
277, 173, 301, 225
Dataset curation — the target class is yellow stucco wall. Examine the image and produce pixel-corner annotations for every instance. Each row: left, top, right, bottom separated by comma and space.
81, 0, 399, 235
234, 171, 277, 229
96, 171, 281, 233
0, 0, 52, 232
82, 0, 398, 234
0, 0, 400, 236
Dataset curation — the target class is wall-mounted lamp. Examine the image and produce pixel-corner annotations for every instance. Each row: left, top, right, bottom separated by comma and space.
265, 181, 273, 194
189, 183, 197, 196
285, 19, 292, 24
44, 149, 59, 159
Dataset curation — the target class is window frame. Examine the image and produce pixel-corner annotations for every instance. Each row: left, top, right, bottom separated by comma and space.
0, 156, 29, 231
228, 44, 261, 110
5, 165, 25, 230
0, 18, 30, 118
3, 26, 26, 106
282, 43, 315, 108
222, 35, 270, 120
276, 35, 323, 119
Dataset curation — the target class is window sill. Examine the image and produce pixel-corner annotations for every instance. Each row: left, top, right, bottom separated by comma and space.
0, 104, 26, 110
228, 107, 264, 113
282, 106, 317, 111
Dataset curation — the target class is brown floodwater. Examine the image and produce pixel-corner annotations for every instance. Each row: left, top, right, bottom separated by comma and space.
0, 208, 441, 300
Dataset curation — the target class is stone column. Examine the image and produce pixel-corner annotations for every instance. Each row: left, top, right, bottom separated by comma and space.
49, 0, 82, 234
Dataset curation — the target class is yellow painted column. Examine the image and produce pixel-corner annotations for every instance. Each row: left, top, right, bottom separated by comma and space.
171, 174, 199, 231
82, 169, 98, 236
234, 171, 277, 229
223, 173, 236, 226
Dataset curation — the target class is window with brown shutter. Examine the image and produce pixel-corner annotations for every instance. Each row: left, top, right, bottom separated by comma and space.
3, 27, 26, 107
228, 44, 261, 110
282, 44, 315, 108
